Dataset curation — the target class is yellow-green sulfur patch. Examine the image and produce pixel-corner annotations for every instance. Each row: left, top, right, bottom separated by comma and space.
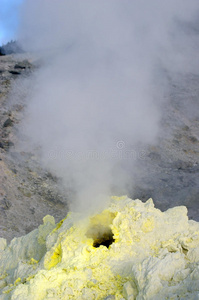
1, 197, 199, 299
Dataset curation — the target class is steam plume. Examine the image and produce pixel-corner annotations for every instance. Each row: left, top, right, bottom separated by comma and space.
17, 1, 199, 211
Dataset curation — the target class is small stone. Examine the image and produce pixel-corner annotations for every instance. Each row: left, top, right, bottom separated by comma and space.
3, 118, 13, 127
9, 70, 21, 75
11, 168, 17, 174
189, 136, 198, 143
14, 60, 32, 69
0, 198, 12, 210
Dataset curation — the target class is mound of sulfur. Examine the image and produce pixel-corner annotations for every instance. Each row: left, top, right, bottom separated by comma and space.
1, 196, 199, 299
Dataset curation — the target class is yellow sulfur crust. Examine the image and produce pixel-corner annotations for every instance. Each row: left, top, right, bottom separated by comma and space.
1, 196, 199, 299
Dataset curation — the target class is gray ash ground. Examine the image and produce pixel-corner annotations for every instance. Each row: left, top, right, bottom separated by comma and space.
0, 54, 199, 242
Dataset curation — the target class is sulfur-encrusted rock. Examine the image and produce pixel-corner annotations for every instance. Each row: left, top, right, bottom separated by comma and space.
1, 196, 199, 299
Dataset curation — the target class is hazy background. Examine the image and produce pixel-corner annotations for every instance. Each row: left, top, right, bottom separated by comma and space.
14, 0, 199, 212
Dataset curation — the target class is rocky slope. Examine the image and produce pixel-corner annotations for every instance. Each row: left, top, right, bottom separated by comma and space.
0, 53, 199, 243
0, 54, 68, 242
131, 72, 199, 220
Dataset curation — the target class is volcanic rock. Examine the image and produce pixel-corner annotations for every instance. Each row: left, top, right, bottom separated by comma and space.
3, 118, 13, 128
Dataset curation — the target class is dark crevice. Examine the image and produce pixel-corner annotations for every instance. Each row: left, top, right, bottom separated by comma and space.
86, 225, 115, 249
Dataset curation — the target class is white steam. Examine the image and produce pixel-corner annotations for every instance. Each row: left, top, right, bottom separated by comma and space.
17, 1, 199, 211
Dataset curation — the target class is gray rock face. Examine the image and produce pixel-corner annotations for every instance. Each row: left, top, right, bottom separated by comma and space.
131, 73, 199, 220
0, 55, 69, 242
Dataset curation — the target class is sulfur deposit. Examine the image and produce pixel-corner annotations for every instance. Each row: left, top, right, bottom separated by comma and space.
1, 196, 199, 299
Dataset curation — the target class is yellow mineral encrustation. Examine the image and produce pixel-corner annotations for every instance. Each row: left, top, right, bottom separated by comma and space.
1, 196, 199, 299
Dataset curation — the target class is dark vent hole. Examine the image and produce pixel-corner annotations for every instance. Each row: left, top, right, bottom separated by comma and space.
86, 225, 115, 248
